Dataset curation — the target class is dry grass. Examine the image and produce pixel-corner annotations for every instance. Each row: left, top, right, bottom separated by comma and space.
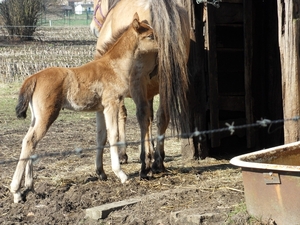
0, 26, 96, 83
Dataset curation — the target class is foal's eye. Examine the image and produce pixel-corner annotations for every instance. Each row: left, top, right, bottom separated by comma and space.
147, 34, 154, 40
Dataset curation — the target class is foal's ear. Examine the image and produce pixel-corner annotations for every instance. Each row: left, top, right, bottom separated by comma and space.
133, 12, 139, 21
132, 13, 140, 31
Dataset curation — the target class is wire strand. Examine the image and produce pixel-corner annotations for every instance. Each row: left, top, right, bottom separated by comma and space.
0, 116, 296, 166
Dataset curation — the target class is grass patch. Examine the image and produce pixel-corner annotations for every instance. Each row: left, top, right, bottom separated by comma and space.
226, 202, 263, 225
124, 96, 159, 116
0, 83, 22, 128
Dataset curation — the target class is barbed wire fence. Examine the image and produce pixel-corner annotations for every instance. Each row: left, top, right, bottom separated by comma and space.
0, 116, 297, 166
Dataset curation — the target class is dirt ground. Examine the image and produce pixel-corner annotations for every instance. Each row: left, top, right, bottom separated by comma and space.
0, 104, 269, 225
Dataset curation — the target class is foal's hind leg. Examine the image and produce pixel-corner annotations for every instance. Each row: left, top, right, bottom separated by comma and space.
24, 158, 33, 190
11, 102, 60, 203
11, 119, 56, 203
152, 102, 169, 173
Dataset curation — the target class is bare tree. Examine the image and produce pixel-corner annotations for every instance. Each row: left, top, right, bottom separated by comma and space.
0, 0, 42, 40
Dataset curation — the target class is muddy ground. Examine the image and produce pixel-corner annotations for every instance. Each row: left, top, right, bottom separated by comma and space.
0, 103, 270, 225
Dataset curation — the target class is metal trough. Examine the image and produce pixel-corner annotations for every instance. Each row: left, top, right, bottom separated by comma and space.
230, 141, 300, 225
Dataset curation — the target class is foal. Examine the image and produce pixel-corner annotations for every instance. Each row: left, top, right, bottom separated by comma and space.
10, 14, 157, 203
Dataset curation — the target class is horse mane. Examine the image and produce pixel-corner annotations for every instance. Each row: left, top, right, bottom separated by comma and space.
94, 25, 128, 59
107, 0, 120, 12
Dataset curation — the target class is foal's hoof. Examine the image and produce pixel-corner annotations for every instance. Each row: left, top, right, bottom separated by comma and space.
119, 154, 128, 164
13, 193, 22, 203
199, 146, 209, 160
152, 160, 165, 174
99, 174, 107, 181
96, 171, 107, 181
140, 170, 153, 180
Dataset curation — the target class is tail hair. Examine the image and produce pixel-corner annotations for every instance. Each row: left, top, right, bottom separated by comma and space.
16, 76, 36, 119
151, 0, 190, 133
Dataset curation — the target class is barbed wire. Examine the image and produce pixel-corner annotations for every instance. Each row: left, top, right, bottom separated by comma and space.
196, 0, 222, 8
0, 116, 297, 166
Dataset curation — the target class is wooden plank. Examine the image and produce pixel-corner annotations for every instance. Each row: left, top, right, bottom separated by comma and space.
277, 0, 300, 143
86, 198, 141, 220
219, 96, 245, 111
86, 187, 200, 221
243, 0, 255, 148
214, 3, 243, 24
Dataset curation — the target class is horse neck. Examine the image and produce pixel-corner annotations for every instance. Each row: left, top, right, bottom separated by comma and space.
94, 0, 120, 29
105, 27, 138, 62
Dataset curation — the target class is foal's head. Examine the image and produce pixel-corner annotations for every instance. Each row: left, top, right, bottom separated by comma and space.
95, 13, 157, 59
130, 13, 158, 54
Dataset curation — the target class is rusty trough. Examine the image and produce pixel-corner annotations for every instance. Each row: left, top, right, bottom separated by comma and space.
230, 141, 300, 225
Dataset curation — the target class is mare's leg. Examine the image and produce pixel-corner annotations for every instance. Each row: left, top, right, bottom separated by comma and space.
11, 105, 59, 203
152, 101, 170, 173
104, 103, 127, 183
118, 100, 128, 164
95, 111, 108, 180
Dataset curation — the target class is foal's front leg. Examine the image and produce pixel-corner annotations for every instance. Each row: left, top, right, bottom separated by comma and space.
130, 52, 157, 179
118, 100, 128, 164
95, 111, 108, 180
104, 104, 127, 183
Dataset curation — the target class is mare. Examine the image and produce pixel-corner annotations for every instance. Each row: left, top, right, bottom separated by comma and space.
90, 0, 191, 178
10, 14, 157, 203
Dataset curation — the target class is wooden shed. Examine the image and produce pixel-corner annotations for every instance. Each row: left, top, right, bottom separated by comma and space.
182, 0, 298, 158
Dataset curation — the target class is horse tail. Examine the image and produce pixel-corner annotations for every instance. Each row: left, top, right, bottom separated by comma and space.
16, 76, 36, 119
150, 0, 191, 133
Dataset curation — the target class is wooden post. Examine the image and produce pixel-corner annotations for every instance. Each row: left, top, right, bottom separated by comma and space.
244, 0, 255, 148
277, 0, 300, 143
206, 4, 220, 148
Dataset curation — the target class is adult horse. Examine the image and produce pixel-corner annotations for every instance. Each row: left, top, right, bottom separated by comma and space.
10, 15, 157, 203
90, 0, 191, 179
